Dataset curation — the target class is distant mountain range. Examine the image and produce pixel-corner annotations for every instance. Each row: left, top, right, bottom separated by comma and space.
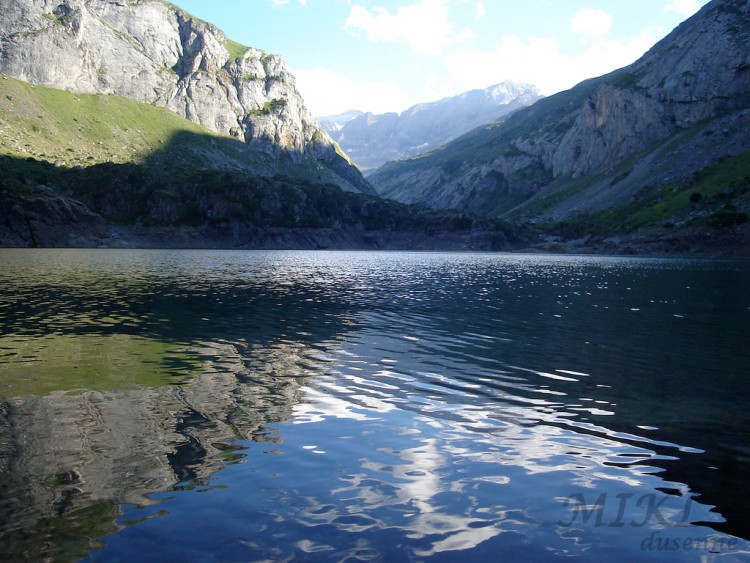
0, 0, 517, 250
369, 0, 750, 255
319, 82, 542, 171
317, 110, 368, 135
1, 0, 748, 255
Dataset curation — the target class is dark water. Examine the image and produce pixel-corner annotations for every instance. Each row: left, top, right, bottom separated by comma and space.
0, 249, 749, 562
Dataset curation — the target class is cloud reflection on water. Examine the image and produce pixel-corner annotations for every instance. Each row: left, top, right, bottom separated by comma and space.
0, 249, 748, 560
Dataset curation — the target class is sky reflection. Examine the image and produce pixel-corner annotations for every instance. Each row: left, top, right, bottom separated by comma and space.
0, 249, 748, 561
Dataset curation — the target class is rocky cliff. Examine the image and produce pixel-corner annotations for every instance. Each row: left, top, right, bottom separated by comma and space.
0, 0, 371, 194
0, 186, 115, 247
0, 72, 520, 251
321, 82, 541, 171
369, 0, 750, 254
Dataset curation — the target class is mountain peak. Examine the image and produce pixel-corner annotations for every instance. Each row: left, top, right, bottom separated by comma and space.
0, 0, 372, 194
319, 81, 542, 170
368, 0, 750, 255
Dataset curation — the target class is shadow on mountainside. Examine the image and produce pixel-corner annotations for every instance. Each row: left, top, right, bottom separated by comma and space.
3, 128, 746, 255
0, 130, 521, 250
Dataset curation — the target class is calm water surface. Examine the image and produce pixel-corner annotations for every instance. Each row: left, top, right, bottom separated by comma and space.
0, 249, 748, 561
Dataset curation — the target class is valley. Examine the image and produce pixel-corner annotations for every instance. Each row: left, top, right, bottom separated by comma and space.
1, 0, 749, 255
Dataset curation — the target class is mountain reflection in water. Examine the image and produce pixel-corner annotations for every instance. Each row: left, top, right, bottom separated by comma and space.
0, 249, 748, 561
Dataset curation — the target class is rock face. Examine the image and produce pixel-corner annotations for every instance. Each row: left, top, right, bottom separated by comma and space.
0, 188, 117, 247
369, 0, 750, 219
320, 82, 541, 171
0, 0, 372, 194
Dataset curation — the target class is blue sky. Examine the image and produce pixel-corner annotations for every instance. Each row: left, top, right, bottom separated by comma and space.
171, 0, 710, 117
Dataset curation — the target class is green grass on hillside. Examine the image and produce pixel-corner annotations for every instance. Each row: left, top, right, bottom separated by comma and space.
0, 74, 515, 239
0, 73, 301, 196
225, 39, 250, 61
541, 150, 750, 236
617, 151, 750, 230
0, 74, 216, 167
504, 174, 602, 220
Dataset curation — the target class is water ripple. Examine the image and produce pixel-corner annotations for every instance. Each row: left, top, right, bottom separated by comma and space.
0, 249, 748, 560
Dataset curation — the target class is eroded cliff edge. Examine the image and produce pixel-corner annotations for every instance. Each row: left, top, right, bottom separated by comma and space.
0, 0, 371, 194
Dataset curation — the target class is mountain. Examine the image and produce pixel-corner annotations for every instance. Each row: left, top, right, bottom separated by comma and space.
0, 0, 519, 250
317, 110, 365, 134
0, 75, 518, 250
320, 82, 542, 171
369, 0, 750, 255
0, 0, 371, 195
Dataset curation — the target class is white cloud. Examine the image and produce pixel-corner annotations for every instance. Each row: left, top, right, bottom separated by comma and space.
438, 25, 660, 99
665, 0, 702, 17
297, 1, 679, 115
571, 8, 612, 43
344, 0, 473, 55
475, 1, 486, 18
294, 67, 416, 116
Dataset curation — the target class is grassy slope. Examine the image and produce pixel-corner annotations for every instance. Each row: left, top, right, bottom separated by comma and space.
0, 75, 516, 241
0, 74, 273, 175
581, 151, 750, 233
503, 118, 750, 237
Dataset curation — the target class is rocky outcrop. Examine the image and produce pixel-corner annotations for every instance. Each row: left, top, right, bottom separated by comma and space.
370, 0, 750, 219
544, 0, 750, 181
321, 82, 541, 171
0, 187, 119, 247
0, 0, 372, 194
550, 85, 676, 178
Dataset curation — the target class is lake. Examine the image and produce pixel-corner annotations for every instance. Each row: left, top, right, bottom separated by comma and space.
0, 249, 748, 561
